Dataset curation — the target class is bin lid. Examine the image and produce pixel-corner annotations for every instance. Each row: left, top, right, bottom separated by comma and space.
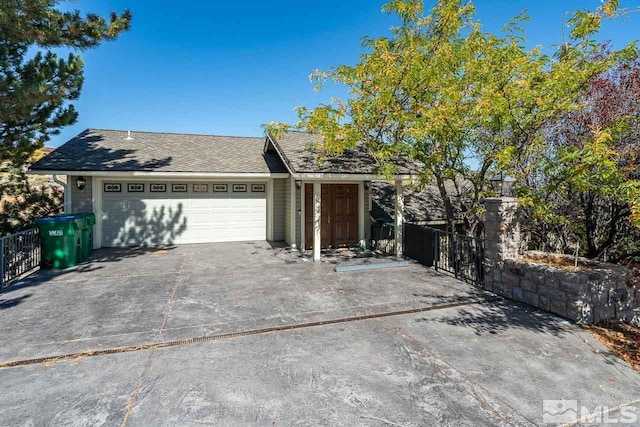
34, 216, 77, 224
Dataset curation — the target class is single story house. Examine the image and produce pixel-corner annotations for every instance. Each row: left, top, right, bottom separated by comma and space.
30, 129, 419, 261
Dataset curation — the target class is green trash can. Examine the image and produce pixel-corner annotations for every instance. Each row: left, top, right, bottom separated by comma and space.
34, 216, 81, 268
74, 212, 95, 261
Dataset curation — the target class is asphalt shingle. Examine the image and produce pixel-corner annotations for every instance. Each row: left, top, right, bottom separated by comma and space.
270, 131, 421, 175
30, 129, 288, 174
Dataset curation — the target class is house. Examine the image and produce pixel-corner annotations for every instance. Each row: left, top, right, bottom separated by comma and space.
29, 129, 418, 261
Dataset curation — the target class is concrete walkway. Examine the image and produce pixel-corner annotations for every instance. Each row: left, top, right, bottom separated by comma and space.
0, 242, 638, 426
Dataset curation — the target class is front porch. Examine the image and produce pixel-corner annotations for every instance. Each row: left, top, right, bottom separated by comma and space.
285, 178, 407, 261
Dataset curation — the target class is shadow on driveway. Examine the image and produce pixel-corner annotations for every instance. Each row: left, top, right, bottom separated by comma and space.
415, 299, 567, 336
0, 245, 178, 295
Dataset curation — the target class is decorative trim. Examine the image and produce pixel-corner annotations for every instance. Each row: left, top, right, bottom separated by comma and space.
104, 183, 121, 192
193, 184, 208, 193
251, 184, 266, 192
233, 184, 247, 192
127, 183, 145, 192
150, 183, 166, 192
172, 183, 188, 192
212, 184, 228, 192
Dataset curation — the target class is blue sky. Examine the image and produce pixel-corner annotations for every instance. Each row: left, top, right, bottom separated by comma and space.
50, 0, 640, 148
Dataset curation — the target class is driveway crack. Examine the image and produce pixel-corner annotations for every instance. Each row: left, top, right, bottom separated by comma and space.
390, 325, 538, 426
120, 253, 188, 427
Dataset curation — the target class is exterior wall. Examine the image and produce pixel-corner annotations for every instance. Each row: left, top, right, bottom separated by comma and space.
69, 175, 93, 213
295, 184, 301, 247
284, 177, 292, 245
492, 253, 639, 324
272, 178, 286, 241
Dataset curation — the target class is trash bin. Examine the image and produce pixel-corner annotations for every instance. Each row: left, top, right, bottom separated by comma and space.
34, 216, 81, 268
74, 212, 95, 261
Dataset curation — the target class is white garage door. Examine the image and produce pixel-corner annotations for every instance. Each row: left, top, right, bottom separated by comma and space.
101, 181, 267, 247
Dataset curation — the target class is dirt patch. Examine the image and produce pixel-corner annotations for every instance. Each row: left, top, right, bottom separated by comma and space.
524, 254, 596, 271
584, 322, 640, 373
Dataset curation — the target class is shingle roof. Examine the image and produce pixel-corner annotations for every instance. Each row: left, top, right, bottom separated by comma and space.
30, 129, 288, 174
370, 180, 471, 223
269, 131, 420, 175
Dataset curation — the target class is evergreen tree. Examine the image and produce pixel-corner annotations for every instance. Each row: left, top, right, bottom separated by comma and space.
0, 1, 131, 234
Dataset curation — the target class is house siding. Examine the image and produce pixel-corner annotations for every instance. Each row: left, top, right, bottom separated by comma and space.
296, 185, 301, 248
69, 175, 92, 213
272, 178, 286, 241
284, 177, 292, 245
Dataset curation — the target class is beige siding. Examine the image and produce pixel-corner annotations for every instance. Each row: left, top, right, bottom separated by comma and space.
284, 177, 292, 245
69, 175, 93, 213
295, 185, 302, 247
272, 178, 286, 241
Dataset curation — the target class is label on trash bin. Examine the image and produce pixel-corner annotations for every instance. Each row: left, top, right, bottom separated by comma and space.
48, 230, 63, 236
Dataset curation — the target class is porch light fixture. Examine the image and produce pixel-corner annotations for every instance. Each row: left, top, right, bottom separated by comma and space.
295, 180, 302, 189
364, 181, 371, 190
76, 176, 87, 191
489, 171, 516, 197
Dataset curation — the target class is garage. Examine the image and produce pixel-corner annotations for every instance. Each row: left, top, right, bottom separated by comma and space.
101, 181, 267, 247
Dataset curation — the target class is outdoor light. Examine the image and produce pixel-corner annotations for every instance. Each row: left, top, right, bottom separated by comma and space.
489, 171, 516, 197
364, 181, 371, 190
76, 176, 86, 191
295, 180, 302, 189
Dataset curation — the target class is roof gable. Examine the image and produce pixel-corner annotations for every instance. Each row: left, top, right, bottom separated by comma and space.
268, 131, 420, 176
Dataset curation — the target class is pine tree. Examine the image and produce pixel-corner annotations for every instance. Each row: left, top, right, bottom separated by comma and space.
0, 1, 131, 234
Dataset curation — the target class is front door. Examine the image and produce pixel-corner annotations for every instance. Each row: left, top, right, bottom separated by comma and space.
305, 184, 359, 249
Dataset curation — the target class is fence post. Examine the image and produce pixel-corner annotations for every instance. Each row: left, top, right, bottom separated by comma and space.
453, 234, 459, 279
433, 230, 439, 271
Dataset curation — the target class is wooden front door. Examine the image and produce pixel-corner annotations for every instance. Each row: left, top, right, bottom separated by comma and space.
305, 184, 359, 249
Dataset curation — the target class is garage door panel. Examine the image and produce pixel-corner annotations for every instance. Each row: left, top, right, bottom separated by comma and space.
101, 182, 267, 247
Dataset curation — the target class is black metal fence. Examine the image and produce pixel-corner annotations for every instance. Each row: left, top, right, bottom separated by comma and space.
404, 224, 484, 285
0, 228, 41, 287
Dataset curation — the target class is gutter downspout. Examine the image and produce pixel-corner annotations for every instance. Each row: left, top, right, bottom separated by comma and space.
53, 175, 71, 213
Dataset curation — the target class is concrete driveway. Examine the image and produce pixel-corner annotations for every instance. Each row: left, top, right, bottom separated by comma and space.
0, 242, 638, 426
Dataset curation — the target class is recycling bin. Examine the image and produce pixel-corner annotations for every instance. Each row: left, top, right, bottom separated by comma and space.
71, 212, 95, 261
34, 216, 81, 268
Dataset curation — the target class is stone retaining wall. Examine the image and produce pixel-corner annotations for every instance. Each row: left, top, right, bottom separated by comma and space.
484, 251, 640, 324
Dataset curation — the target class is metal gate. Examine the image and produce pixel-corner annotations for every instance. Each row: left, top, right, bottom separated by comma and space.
404, 224, 484, 285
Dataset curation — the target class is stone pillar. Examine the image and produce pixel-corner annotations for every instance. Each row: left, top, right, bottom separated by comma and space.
483, 197, 520, 292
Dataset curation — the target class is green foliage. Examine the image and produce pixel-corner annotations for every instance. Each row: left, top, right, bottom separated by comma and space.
0, 1, 131, 234
0, 1, 131, 165
267, 0, 639, 251
0, 171, 63, 235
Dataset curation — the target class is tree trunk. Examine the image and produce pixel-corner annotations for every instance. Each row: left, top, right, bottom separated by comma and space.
434, 172, 456, 232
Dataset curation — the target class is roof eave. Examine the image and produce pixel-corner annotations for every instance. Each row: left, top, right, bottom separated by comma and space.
291, 172, 415, 181
27, 169, 290, 178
